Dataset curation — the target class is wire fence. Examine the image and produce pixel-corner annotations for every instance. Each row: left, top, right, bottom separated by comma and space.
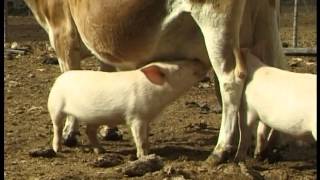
280, 0, 316, 56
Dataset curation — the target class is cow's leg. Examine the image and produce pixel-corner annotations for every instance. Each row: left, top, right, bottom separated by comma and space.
50, 27, 86, 146
212, 72, 222, 113
96, 62, 123, 141
188, 0, 247, 165
86, 124, 105, 154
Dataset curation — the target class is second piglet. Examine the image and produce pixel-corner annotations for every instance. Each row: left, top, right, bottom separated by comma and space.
47, 60, 207, 158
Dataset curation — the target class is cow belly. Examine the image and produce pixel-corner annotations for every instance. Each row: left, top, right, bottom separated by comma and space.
68, 0, 210, 69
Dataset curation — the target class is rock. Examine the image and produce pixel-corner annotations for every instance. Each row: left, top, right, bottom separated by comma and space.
4, 42, 10, 49
8, 81, 20, 88
28, 74, 35, 78
199, 103, 210, 114
185, 101, 200, 108
91, 154, 124, 168
37, 68, 46, 72
200, 76, 211, 82
46, 44, 55, 52
11, 42, 19, 49
4, 53, 14, 60
198, 82, 210, 89
29, 148, 56, 158
15, 54, 22, 59
212, 102, 222, 114
27, 106, 43, 114
123, 154, 164, 177
163, 175, 187, 180
42, 57, 59, 65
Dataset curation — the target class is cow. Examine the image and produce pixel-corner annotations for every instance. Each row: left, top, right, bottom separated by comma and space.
24, 0, 285, 164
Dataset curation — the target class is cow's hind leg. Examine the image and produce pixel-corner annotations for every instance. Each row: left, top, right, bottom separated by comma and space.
97, 63, 124, 141
49, 21, 92, 146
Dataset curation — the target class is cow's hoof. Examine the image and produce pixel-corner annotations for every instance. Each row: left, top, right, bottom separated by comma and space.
205, 153, 226, 166
100, 127, 123, 141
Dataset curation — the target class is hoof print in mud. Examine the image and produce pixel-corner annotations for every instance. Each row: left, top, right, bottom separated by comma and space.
29, 148, 56, 158
123, 154, 164, 177
91, 154, 124, 168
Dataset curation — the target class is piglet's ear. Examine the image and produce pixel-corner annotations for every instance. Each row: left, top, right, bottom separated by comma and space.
141, 65, 165, 85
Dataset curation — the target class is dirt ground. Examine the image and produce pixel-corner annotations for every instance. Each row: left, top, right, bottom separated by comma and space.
4, 5, 317, 180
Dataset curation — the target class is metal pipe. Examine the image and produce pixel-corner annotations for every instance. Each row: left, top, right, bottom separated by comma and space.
292, 0, 299, 47
4, 0, 7, 44
283, 47, 317, 57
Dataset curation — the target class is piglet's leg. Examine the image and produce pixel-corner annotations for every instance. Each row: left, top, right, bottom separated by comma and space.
63, 116, 80, 147
52, 114, 66, 153
234, 105, 253, 161
130, 120, 149, 159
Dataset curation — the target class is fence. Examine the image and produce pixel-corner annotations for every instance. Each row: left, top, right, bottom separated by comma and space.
280, 0, 317, 56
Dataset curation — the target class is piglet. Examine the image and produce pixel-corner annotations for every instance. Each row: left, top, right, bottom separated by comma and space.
47, 60, 207, 158
235, 49, 317, 161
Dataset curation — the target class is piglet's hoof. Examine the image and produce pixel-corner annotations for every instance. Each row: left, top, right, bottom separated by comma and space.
29, 148, 56, 158
100, 127, 123, 141
63, 132, 80, 147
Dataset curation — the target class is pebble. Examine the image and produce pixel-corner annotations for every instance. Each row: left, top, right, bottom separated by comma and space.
8, 81, 20, 87
185, 101, 200, 108
11, 42, 19, 49
199, 103, 210, 114
37, 68, 46, 72
28, 74, 35, 78
198, 82, 210, 89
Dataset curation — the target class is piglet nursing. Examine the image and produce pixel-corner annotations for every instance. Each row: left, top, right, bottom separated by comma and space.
235, 50, 317, 161
48, 60, 207, 158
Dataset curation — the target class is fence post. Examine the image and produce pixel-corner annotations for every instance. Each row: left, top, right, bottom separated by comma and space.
292, 0, 299, 47
4, 0, 7, 44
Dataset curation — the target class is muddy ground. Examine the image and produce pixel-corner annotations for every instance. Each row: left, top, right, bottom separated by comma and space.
4, 5, 317, 180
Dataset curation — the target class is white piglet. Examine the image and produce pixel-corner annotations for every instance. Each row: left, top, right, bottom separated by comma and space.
48, 60, 207, 158
235, 49, 317, 161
